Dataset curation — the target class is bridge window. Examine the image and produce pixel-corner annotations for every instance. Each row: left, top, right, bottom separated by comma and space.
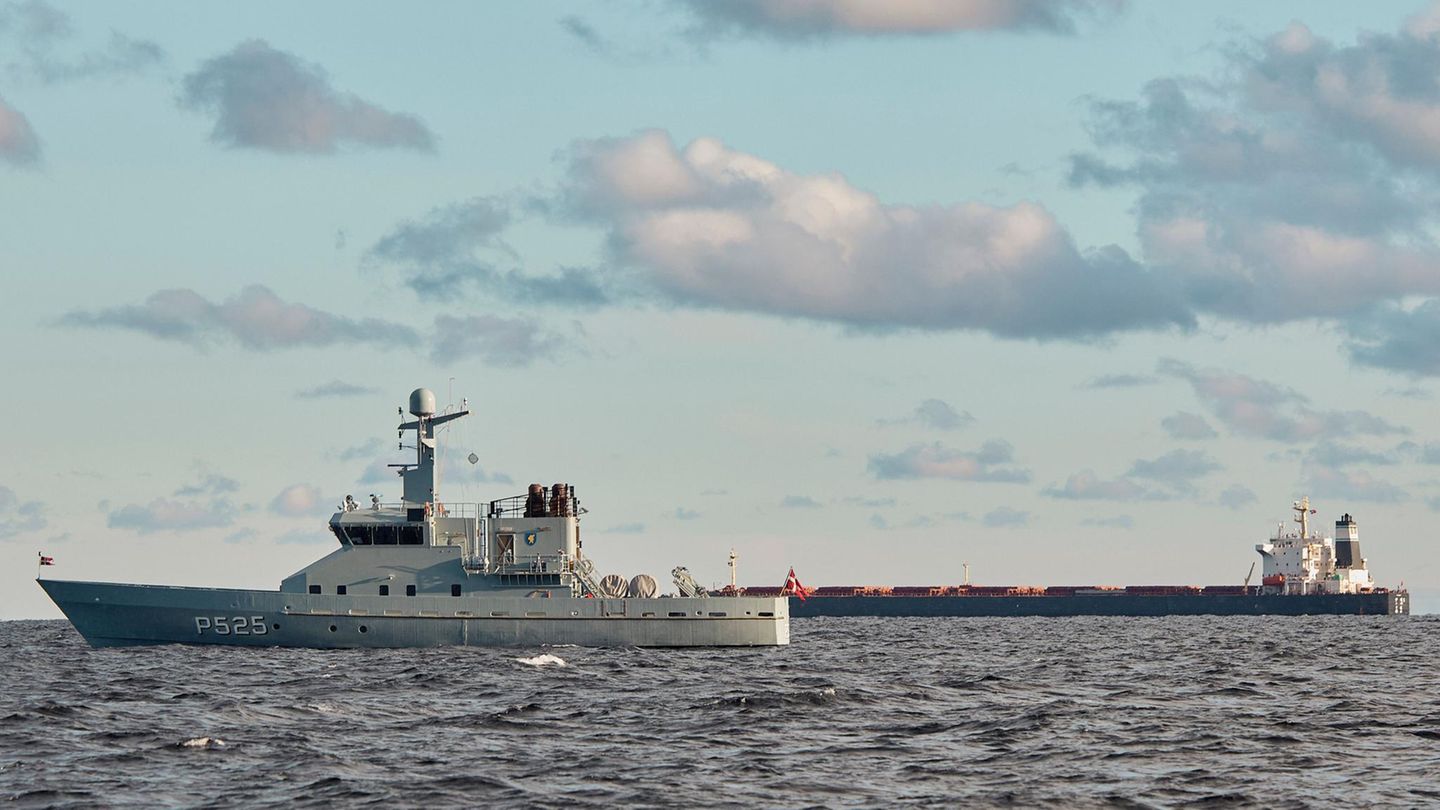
308, 585, 321, 594
336, 585, 347, 596
400, 526, 424, 545
379, 585, 389, 596
344, 526, 372, 545
406, 585, 417, 596
372, 527, 398, 545
451, 584, 462, 597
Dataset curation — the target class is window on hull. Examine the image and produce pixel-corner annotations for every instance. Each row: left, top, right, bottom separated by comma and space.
379, 585, 389, 596
308, 585, 321, 594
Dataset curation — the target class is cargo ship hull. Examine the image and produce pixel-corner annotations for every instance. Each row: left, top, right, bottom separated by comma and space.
788, 590, 1408, 618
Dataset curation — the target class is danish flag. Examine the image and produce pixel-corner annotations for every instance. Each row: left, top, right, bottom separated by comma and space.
38, 553, 54, 566
783, 567, 810, 601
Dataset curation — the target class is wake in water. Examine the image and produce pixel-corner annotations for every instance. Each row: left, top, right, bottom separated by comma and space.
515, 651, 564, 665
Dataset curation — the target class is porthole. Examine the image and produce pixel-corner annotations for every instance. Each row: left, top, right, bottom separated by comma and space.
329, 625, 337, 632
272, 623, 280, 631
359, 625, 368, 633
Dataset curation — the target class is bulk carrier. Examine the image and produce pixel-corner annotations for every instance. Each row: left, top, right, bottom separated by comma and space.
738, 499, 1409, 617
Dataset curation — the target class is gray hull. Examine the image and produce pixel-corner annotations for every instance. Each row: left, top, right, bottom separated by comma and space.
39, 579, 789, 649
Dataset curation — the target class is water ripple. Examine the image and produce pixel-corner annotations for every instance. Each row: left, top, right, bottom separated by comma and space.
0, 616, 1436, 806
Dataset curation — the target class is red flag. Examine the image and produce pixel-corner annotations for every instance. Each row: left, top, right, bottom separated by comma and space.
783, 567, 809, 601
38, 553, 54, 566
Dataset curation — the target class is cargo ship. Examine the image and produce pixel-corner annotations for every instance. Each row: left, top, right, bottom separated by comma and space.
735, 498, 1409, 617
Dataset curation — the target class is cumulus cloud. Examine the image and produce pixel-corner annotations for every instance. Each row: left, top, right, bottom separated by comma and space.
430, 314, 568, 367
58, 285, 422, 351
330, 438, 386, 463
675, 0, 1123, 39
672, 507, 701, 520
108, 498, 235, 533
0, 484, 46, 539
1078, 373, 1155, 389
868, 439, 1030, 482
295, 381, 380, 399
1041, 470, 1156, 501
224, 528, 257, 544
440, 455, 513, 487
842, 495, 896, 508
1306, 440, 1397, 468
367, 197, 607, 305
981, 506, 1029, 527
780, 495, 822, 509
1067, 9, 1440, 356
1159, 359, 1405, 441
174, 473, 240, 498
269, 483, 323, 517
882, 399, 974, 430
1126, 449, 1221, 487
0, 95, 40, 166
1161, 411, 1217, 440
179, 39, 434, 154
1216, 484, 1258, 510
1305, 468, 1407, 503
558, 129, 1191, 339
1344, 300, 1440, 376
0, 0, 163, 84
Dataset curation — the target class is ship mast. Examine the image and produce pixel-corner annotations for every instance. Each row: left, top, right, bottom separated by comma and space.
1292, 496, 1315, 538
394, 388, 469, 508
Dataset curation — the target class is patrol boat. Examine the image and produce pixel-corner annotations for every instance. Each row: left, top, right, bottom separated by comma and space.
38, 388, 789, 648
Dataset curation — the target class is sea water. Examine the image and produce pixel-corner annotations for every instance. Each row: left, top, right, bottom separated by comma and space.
2, 616, 1437, 807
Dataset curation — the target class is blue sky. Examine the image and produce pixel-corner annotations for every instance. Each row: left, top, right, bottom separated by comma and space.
5, 0, 1440, 617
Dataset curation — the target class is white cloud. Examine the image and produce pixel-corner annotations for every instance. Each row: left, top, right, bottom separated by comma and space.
269, 484, 323, 517
1041, 470, 1154, 501
108, 498, 235, 533
1217, 484, 1259, 510
295, 381, 380, 399
981, 506, 1029, 527
1161, 411, 1217, 440
675, 0, 1122, 39
868, 439, 1030, 482
180, 39, 433, 154
1305, 468, 1407, 503
59, 285, 422, 351
0, 95, 40, 166
559, 129, 1191, 339
0, 484, 46, 539
1160, 359, 1405, 441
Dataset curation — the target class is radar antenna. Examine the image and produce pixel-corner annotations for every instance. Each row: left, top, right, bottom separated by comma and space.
392, 388, 469, 508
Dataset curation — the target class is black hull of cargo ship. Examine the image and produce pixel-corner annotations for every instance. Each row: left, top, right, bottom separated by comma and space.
789, 591, 1408, 617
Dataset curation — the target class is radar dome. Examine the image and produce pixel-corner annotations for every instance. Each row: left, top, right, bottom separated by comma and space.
628, 574, 657, 599
408, 388, 437, 417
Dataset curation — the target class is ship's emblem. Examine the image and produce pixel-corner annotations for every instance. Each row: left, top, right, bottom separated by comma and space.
524, 530, 538, 546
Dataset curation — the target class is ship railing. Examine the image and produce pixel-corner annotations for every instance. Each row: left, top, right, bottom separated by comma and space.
352, 501, 480, 518
487, 490, 583, 519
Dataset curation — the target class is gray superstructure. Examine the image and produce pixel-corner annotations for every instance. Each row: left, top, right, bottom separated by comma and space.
39, 388, 788, 648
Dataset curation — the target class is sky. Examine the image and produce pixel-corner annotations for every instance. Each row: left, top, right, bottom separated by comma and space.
4, 0, 1440, 618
